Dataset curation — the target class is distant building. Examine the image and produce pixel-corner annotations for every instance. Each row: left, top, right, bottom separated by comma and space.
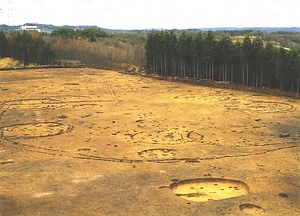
19, 24, 41, 32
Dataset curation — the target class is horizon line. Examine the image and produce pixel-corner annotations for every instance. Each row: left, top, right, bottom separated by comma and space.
1, 23, 300, 31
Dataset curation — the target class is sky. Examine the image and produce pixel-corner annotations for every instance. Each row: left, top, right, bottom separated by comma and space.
0, 0, 299, 29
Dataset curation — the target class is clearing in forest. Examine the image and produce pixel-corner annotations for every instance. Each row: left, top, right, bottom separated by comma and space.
0, 68, 299, 215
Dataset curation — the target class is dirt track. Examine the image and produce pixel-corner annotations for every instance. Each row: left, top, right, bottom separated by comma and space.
0, 68, 299, 215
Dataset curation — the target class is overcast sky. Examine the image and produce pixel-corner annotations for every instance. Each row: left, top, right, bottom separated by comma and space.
0, 0, 299, 29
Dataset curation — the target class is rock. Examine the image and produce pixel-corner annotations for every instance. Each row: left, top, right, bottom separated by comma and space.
58, 114, 68, 119
77, 148, 91, 151
158, 185, 170, 189
1, 159, 13, 164
255, 118, 261, 121
279, 133, 290, 138
81, 114, 93, 118
278, 193, 288, 198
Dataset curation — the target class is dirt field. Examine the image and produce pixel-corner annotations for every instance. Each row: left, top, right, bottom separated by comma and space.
0, 68, 299, 216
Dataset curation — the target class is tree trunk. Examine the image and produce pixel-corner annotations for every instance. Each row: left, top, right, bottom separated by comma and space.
260, 70, 263, 88
246, 62, 249, 85
160, 56, 163, 76
255, 70, 258, 88
242, 64, 245, 84
225, 63, 228, 82
212, 58, 214, 81
155, 55, 158, 74
231, 64, 234, 83
196, 60, 199, 79
172, 56, 176, 77
164, 52, 167, 77
183, 60, 186, 77
206, 63, 208, 79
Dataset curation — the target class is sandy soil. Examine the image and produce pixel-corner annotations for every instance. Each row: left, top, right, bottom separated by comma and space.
0, 68, 299, 216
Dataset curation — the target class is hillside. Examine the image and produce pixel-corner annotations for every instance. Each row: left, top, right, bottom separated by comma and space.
1, 24, 300, 48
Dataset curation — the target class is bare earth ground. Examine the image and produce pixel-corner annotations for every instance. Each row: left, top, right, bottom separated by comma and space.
0, 68, 299, 216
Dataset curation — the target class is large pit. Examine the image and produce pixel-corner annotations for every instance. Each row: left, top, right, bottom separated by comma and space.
170, 178, 249, 202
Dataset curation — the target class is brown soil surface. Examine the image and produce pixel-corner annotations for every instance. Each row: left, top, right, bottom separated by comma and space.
0, 68, 299, 215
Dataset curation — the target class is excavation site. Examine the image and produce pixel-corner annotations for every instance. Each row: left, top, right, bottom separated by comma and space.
0, 68, 299, 215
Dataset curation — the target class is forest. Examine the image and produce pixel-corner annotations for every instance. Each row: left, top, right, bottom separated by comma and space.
0, 30, 54, 65
0, 28, 145, 69
145, 30, 300, 92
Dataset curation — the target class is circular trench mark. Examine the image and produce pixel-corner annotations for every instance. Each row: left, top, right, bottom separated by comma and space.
170, 178, 249, 202
131, 129, 203, 144
239, 204, 265, 214
174, 94, 233, 103
138, 148, 176, 159
219, 100, 295, 113
2, 98, 67, 109
1, 122, 74, 139
247, 101, 295, 113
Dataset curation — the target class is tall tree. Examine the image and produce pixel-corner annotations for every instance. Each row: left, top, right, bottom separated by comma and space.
0, 31, 10, 58
241, 36, 252, 85
228, 41, 241, 83
192, 32, 205, 79
218, 36, 231, 82
262, 42, 277, 88
177, 31, 188, 77
251, 37, 264, 87
204, 31, 215, 80
145, 31, 155, 73
168, 30, 177, 77
276, 48, 288, 90
288, 46, 300, 92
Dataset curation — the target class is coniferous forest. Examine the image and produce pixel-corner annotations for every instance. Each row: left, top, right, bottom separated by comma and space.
0, 30, 54, 65
145, 30, 300, 92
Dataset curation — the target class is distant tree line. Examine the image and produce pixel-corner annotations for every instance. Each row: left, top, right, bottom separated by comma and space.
145, 30, 300, 92
0, 30, 54, 65
51, 27, 109, 42
0, 28, 145, 69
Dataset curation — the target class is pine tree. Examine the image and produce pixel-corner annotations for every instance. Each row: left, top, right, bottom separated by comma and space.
276, 48, 288, 90
241, 36, 252, 85
251, 37, 264, 87
192, 32, 205, 79
177, 31, 188, 77
145, 31, 155, 73
168, 30, 177, 77
288, 46, 300, 92
204, 31, 215, 80
0, 31, 10, 58
218, 37, 231, 82
263, 42, 277, 88
228, 41, 241, 83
